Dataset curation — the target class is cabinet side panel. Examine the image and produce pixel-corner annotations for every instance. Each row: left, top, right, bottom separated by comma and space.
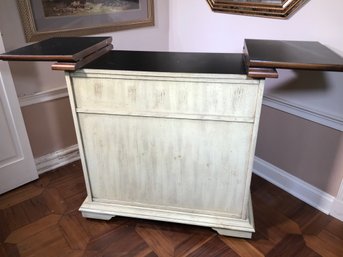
241, 80, 265, 218
65, 73, 93, 197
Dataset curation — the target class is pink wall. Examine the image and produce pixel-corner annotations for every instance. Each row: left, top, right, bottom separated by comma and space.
257, 106, 343, 195
21, 98, 77, 157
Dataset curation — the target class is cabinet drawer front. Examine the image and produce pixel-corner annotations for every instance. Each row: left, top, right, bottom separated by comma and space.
79, 113, 254, 217
72, 76, 260, 119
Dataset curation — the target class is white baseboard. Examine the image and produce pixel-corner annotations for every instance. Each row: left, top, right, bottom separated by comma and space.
35, 144, 80, 175
34, 146, 342, 221
253, 156, 335, 215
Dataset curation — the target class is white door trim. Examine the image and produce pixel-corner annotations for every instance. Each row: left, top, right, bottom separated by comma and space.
0, 32, 38, 194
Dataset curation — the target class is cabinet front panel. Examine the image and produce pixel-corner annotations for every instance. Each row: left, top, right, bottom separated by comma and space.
72, 76, 259, 119
78, 113, 254, 217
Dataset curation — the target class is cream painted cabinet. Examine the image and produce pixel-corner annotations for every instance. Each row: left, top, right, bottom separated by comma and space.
65, 51, 264, 238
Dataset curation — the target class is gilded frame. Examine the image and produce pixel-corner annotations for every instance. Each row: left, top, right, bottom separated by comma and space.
207, 0, 308, 18
17, 0, 154, 42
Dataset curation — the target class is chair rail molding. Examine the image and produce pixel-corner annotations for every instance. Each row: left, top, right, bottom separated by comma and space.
263, 95, 343, 131
19, 86, 68, 107
35, 144, 79, 174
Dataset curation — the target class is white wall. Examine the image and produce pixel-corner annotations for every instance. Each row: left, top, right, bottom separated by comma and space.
109, 0, 169, 51
169, 0, 342, 54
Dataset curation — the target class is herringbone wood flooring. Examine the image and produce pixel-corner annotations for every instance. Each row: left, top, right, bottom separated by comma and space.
0, 161, 342, 257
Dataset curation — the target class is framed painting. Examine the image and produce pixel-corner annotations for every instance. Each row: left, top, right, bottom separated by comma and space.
207, 0, 308, 18
17, 0, 154, 42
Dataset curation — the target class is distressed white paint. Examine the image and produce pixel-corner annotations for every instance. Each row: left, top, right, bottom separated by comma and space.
66, 68, 264, 238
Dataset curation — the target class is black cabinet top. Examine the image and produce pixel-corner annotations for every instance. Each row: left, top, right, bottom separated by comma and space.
1, 37, 343, 77
0, 37, 112, 62
84, 51, 247, 75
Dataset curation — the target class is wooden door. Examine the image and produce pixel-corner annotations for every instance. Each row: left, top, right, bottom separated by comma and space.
0, 32, 38, 194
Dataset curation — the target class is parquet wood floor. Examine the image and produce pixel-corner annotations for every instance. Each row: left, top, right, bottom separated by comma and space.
1, 161, 342, 257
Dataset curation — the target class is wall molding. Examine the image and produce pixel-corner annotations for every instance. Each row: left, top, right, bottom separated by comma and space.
35, 144, 79, 175
253, 156, 336, 216
17, 87, 343, 133
19, 86, 68, 107
263, 95, 343, 131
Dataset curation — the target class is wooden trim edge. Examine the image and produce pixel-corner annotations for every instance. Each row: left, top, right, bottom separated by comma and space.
51, 44, 113, 71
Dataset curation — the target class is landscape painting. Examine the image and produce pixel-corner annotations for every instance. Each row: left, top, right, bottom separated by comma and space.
42, 0, 140, 17
17, 0, 154, 42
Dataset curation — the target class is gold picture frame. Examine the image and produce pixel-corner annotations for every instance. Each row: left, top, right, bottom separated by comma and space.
207, 0, 308, 18
17, 0, 154, 42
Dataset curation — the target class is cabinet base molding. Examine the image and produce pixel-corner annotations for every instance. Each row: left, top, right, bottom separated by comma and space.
213, 228, 252, 239
81, 211, 115, 221
79, 196, 255, 239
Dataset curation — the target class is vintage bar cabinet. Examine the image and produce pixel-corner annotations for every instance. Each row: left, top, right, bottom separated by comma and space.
1, 37, 342, 238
